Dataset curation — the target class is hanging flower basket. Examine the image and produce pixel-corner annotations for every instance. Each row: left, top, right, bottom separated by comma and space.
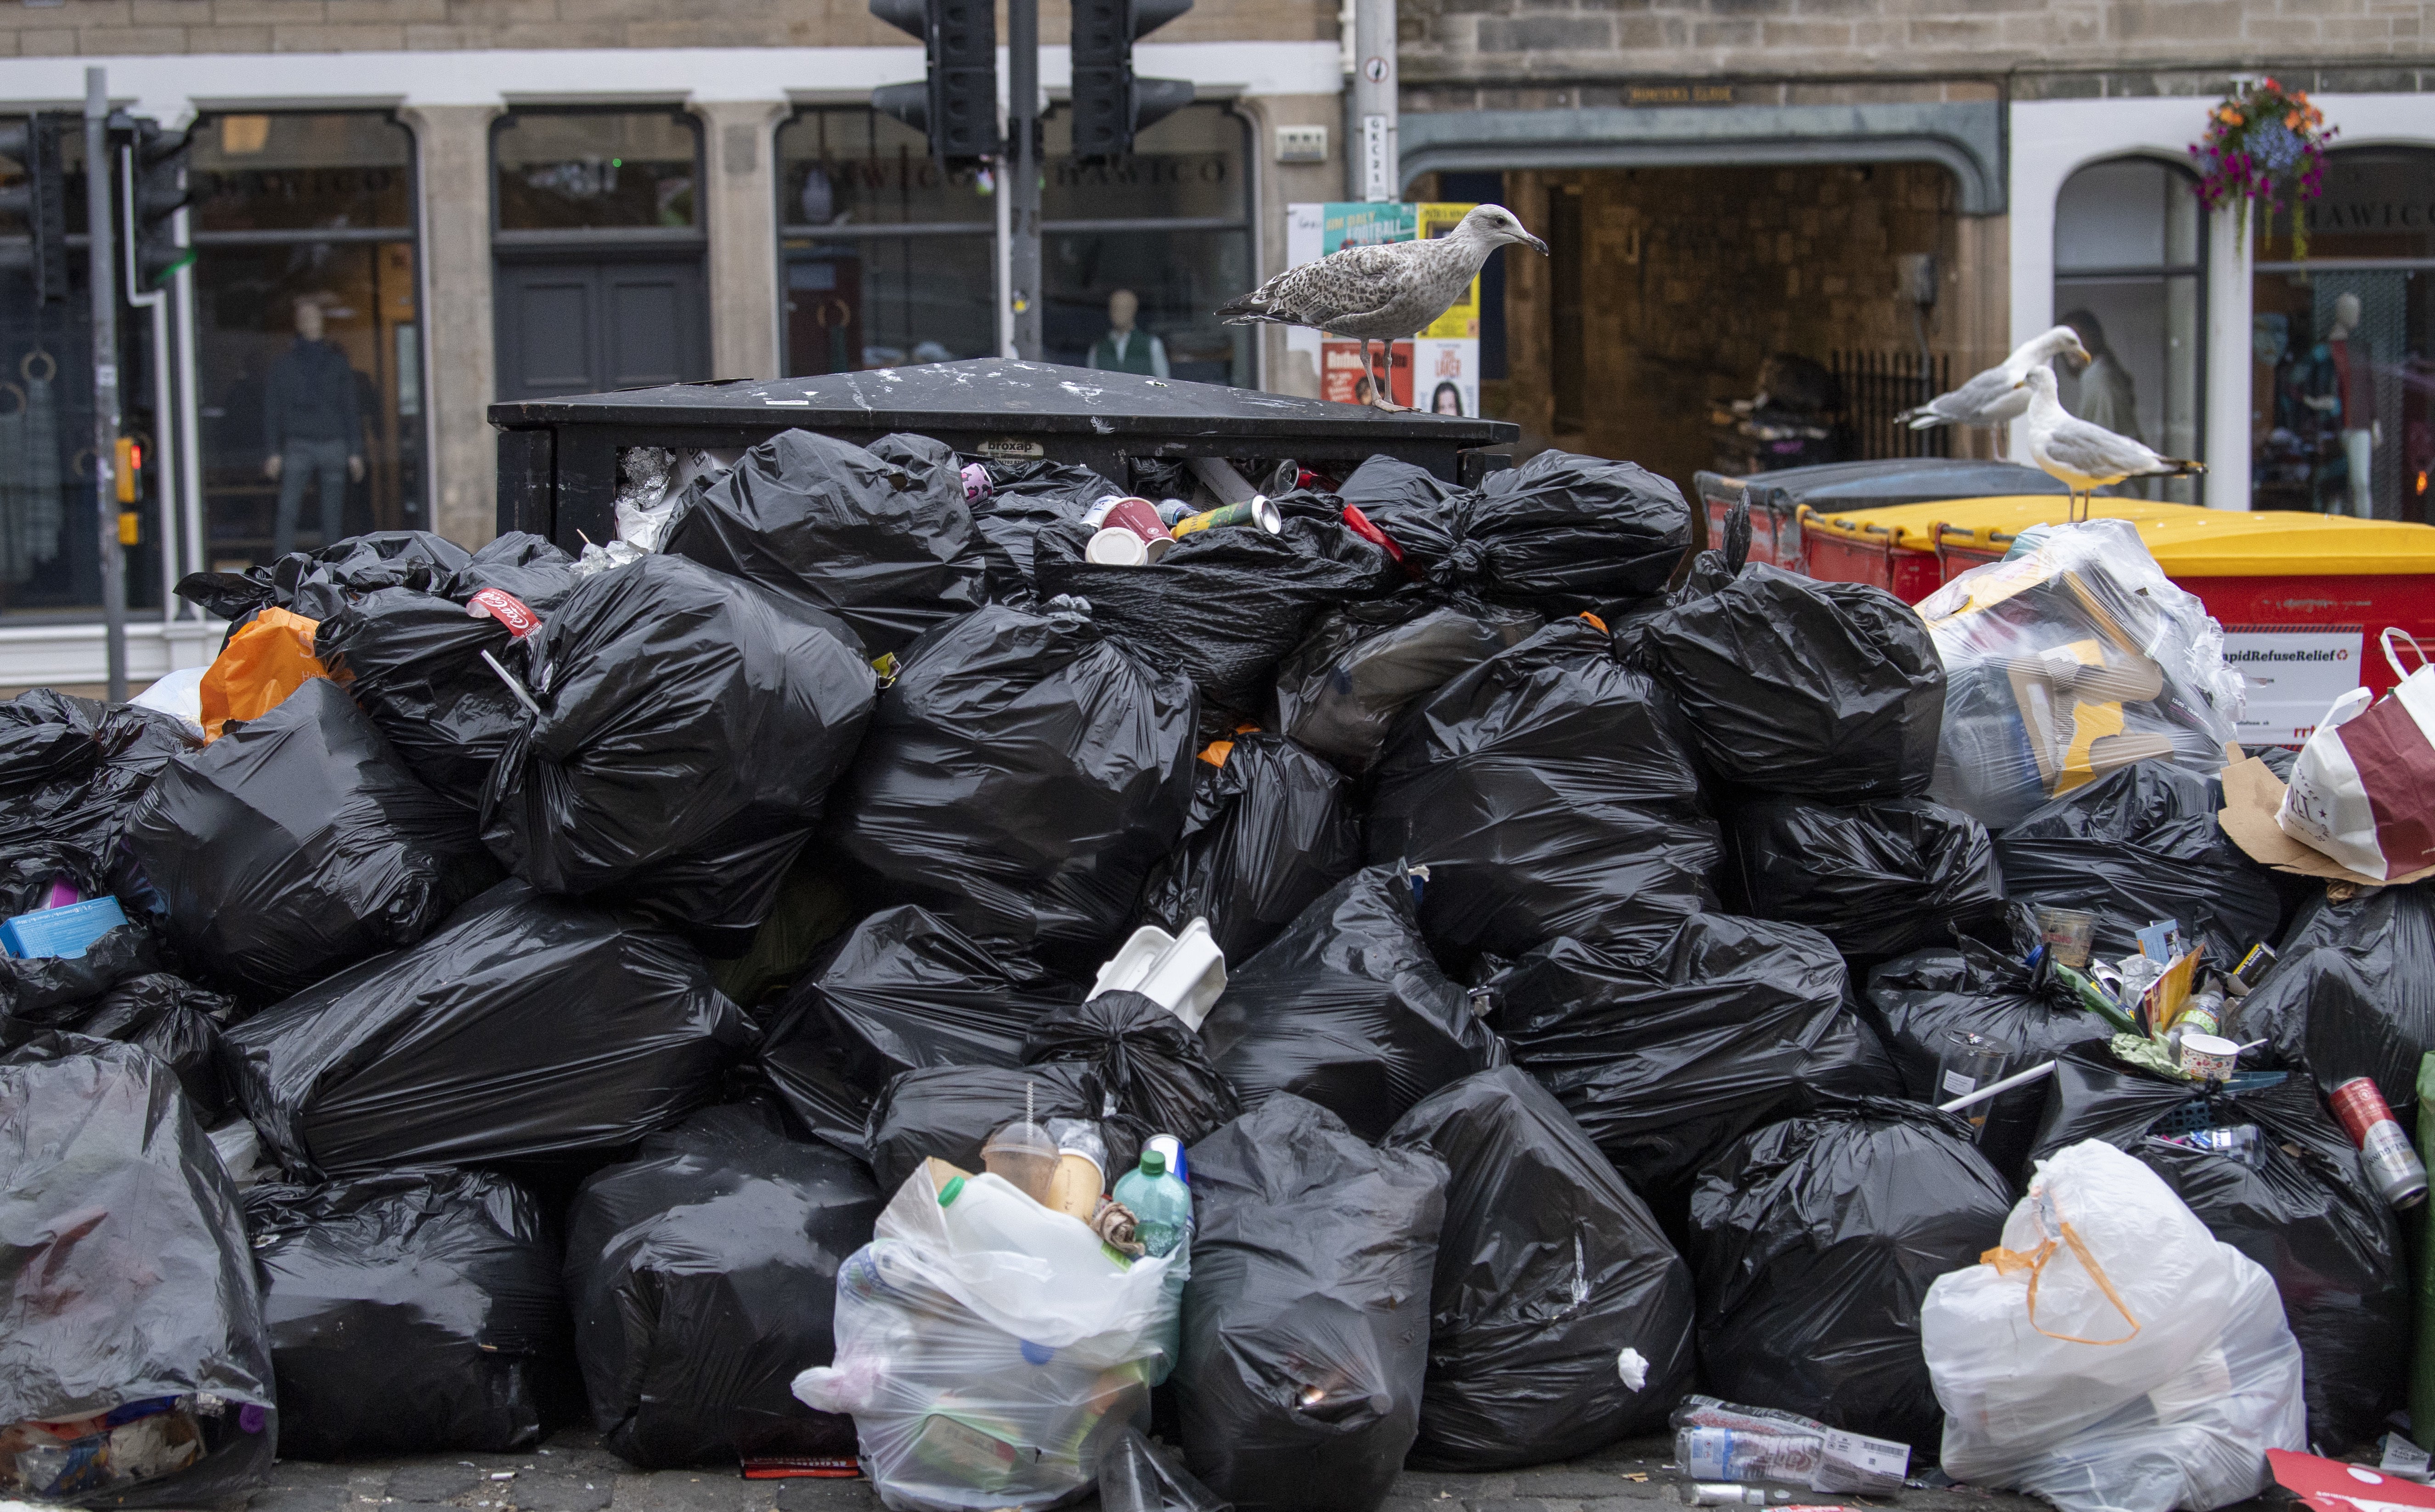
2189, 77, 2337, 259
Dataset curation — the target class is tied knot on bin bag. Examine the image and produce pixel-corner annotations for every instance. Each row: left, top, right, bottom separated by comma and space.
1982, 1196, 2143, 1348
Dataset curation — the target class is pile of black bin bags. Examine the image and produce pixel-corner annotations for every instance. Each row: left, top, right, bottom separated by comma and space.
0, 432, 2395, 1512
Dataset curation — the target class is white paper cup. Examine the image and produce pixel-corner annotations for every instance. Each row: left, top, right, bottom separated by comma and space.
2180, 1032, 2240, 1082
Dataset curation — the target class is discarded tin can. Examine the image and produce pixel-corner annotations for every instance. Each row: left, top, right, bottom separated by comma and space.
1082, 496, 1176, 560
958, 461, 994, 502
2332, 1077, 2430, 1209
1171, 496, 1281, 538
1085, 527, 1150, 567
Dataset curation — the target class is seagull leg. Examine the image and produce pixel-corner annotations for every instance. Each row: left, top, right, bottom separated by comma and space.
1368, 339, 1409, 413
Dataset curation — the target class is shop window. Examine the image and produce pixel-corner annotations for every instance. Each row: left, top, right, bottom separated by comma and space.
494, 109, 699, 233
775, 102, 1254, 384
189, 112, 423, 568
2053, 156, 2203, 504
2252, 147, 2435, 519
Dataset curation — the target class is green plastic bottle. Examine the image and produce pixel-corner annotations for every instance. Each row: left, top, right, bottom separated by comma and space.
1113, 1147, 1192, 1258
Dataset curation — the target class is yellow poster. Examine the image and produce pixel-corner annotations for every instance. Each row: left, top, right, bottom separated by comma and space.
1417, 202, 1480, 341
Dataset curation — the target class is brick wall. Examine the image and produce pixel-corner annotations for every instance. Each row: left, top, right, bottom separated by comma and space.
0, 0, 1333, 57
1402, 0, 2435, 88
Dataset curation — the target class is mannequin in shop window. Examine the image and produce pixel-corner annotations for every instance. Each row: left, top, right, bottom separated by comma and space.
2059, 309, 2140, 442
2302, 292, 2379, 518
1086, 289, 1169, 379
262, 296, 366, 556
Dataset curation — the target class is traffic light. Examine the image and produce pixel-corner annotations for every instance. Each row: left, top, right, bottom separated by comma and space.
1070, 0, 1194, 161
870, 0, 1000, 166
128, 118, 194, 289
0, 114, 71, 303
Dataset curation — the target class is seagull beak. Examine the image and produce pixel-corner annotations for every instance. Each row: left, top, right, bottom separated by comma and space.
1524, 232, 1550, 256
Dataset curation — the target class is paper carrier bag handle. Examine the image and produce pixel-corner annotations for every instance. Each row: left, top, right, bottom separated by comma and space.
2384, 628, 2431, 683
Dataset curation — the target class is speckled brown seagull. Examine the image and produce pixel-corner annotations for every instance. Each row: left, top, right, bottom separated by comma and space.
1217, 203, 1548, 411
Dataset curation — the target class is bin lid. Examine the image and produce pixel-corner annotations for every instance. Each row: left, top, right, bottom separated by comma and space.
1804, 495, 2435, 575
1698, 458, 2065, 508
487, 358, 1520, 446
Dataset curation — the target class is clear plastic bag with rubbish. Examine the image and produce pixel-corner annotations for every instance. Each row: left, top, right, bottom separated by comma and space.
1915, 519, 2245, 830
793, 1161, 1186, 1512
1921, 1140, 2304, 1512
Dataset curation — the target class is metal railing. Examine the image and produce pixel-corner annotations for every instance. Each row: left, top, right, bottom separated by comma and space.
1828, 349, 1952, 462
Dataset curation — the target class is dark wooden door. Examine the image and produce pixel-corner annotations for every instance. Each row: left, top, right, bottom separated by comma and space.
494, 258, 708, 401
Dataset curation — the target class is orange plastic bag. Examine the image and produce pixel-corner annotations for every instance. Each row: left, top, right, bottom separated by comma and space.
199, 607, 329, 740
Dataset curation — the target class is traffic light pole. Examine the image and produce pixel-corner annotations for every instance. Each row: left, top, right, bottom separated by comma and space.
1007, 0, 1041, 360
83, 67, 127, 704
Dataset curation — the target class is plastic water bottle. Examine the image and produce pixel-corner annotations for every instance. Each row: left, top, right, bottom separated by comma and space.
1675, 1426, 1825, 1484
1113, 1147, 1192, 1258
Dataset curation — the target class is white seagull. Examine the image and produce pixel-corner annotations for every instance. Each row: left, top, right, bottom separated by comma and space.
2018, 365, 2204, 518
1217, 203, 1548, 411
1893, 325, 2090, 430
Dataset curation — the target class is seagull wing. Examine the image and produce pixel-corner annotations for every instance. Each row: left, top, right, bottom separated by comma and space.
1920, 366, 2017, 425
2040, 417, 2168, 483
1218, 242, 1415, 327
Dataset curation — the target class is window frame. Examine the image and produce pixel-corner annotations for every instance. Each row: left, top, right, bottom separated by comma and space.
489, 103, 709, 249
2051, 152, 2209, 496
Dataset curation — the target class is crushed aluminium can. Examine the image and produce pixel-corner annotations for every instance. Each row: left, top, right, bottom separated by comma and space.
2332, 1076, 2430, 1210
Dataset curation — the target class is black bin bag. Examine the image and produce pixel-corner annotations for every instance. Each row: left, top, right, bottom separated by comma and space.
860, 1061, 1105, 1195
178, 530, 473, 624
1865, 919, 2114, 1183
566, 1104, 884, 1469
1723, 794, 2003, 966
314, 533, 581, 808
1272, 594, 1543, 773
1489, 913, 1898, 1211
1031, 501, 1394, 729
1340, 451, 1690, 617
0, 1037, 276, 1508
0, 939, 240, 1124
481, 553, 878, 949
1381, 1066, 1696, 1469
1637, 563, 1946, 801
0, 688, 195, 911
826, 598, 1198, 970
1992, 758, 2280, 971
244, 1167, 566, 1459
2237, 880, 2435, 1122
757, 904, 1083, 1156
1178, 1094, 1448, 1512
1134, 730, 1362, 962
661, 427, 990, 654
228, 880, 751, 1176
1366, 616, 1721, 964
123, 677, 501, 1003
1020, 989, 1241, 1147
1201, 863, 1505, 1141
2028, 1045, 2408, 1450
1689, 1095, 2013, 1451
962, 457, 1113, 605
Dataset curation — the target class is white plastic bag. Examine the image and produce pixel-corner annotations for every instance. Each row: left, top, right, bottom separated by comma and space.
1918, 520, 2245, 829
1923, 1141, 2304, 1512
794, 1164, 1185, 1512
2277, 629, 2435, 881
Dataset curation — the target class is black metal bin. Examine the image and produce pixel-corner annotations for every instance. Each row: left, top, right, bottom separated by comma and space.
490, 359, 1519, 550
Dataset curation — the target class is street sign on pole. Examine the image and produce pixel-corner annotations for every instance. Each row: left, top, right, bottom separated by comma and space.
83, 67, 127, 704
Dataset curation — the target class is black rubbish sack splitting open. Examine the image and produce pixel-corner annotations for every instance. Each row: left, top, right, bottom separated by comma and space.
1031, 499, 1394, 728
1636, 563, 1946, 802
480, 553, 877, 949
2028, 1044, 2408, 1451
1688, 1095, 2014, 1452
1365, 616, 1720, 965
228, 880, 751, 1176
1272, 594, 1542, 773
757, 904, 1083, 1157
1489, 913, 1897, 1209
244, 1167, 566, 1459
1992, 758, 2280, 971
1339, 451, 1690, 618
0, 689, 195, 911
1381, 1066, 1697, 1470
566, 1103, 884, 1469
825, 599, 1198, 970
1178, 1094, 1448, 1512
1200, 863, 1505, 1141
1134, 730, 1363, 963
314, 533, 581, 808
2236, 880, 2435, 1123
661, 428, 991, 654
123, 677, 501, 1004
0, 1037, 276, 1509
1722, 794, 2002, 966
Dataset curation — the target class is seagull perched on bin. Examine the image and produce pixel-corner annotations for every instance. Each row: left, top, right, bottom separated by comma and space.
2017, 365, 2205, 519
1893, 325, 2090, 431
1216, 203, 1548, 412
